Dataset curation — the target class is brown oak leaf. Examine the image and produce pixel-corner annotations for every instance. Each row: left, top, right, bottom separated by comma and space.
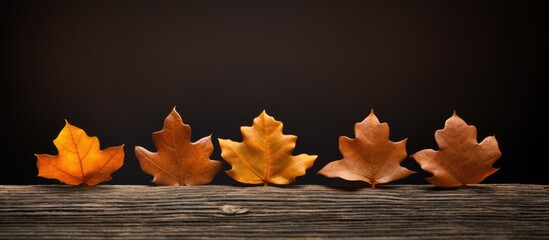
134, 107, 223, 186
411, 112, 501, 187
35, 120, 124, 186
219, 111, 317, 186
318, 110, 415, 189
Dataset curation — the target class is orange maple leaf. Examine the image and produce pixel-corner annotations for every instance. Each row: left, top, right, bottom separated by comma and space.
411, 112, 501, 187
219, 111, 317, 186
318, 110, 415, 189
35, 121, 124, 186
134, 107, 223, 186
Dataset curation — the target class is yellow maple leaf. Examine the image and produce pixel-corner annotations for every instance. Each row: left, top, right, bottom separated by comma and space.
219, 111, 317, 186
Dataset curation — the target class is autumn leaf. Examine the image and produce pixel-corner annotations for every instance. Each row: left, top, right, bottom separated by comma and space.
219, 111, 317, 186
411, 112, 501, 188
318, 110, 415, 189
134, 107, 223, 186
35, 121, 124, 186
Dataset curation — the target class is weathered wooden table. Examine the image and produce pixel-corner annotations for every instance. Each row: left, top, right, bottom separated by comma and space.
0, 184, 547, 239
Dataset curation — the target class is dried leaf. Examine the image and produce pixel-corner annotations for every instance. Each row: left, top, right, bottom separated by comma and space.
134, 107, 222, 186
35, 120, 124, 186
318, 110, 414, 189
411, 112, 501, 187
219, 111, 317, 186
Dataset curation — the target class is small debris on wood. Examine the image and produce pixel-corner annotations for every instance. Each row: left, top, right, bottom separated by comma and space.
219, 204, 249, 215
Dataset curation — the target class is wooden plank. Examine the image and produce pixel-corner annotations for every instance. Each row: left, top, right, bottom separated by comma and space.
0, 184, 547, 239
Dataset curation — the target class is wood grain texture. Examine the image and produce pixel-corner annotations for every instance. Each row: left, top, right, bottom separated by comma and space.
0, 184, 547, 239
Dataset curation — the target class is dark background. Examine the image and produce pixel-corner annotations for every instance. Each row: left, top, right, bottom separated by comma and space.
1, 0, 545, 185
